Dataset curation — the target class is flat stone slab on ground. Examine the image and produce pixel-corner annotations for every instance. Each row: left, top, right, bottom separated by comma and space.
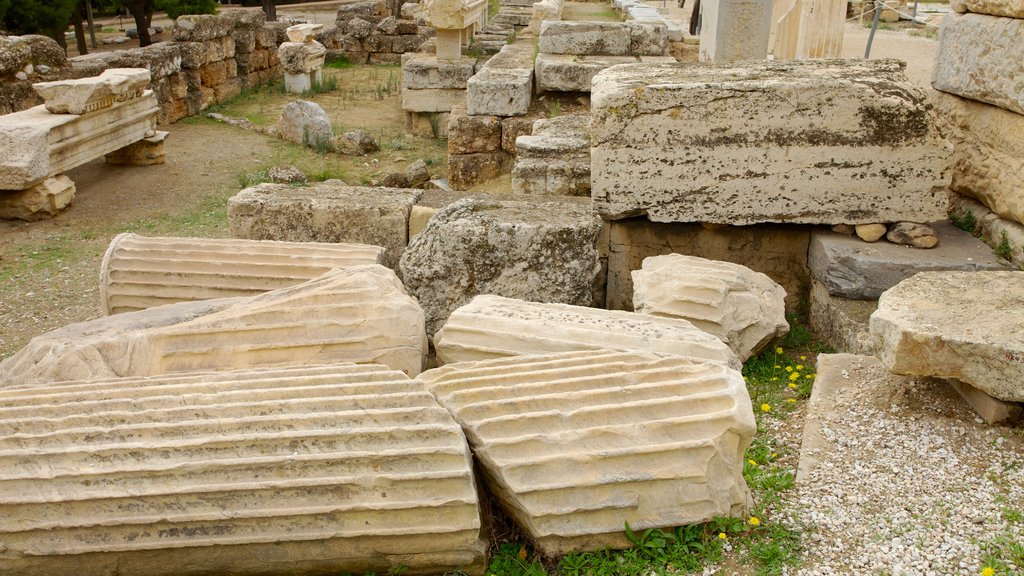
0, 265, 427, 385
512, 114, 591, 196
466, 43, 534, 117
99, 233, 385, 314
808, 279, 876, 355
932, 12, 1024, 115
420, 349, 755, 556
590, 59, 949, 224
808, 221, 1007, 300
0, 363, 484, 576
402, 54, 477, 90
227, 180, 420, 269
399, 197, 603, 335
434, 294, 738, 368
535, 54, 638, 93
870, 271, 1024, 402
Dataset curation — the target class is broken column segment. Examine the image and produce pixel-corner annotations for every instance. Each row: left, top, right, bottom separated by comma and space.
0, 364, 484, 576
278, 23, 327, 93
590, 59, 950, 225
99, 233, 386, 314
32, 68, 151, 114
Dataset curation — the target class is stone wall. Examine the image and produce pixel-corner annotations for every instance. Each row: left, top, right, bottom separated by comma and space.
317, 0, 434, 65
0, 9, 283, 125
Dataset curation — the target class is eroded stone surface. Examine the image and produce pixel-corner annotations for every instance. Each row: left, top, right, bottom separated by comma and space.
632, 254, 788, 361
590, 60, 949, 225
434, 294, 738, 368
538, 21, 632, 55
699, 0, 772, 62
808, 280, 875, 355
100, 233, 385, 314
402, 54, 477, 90
466, 43, 534, 116
227, 181, 419, 269
420, 349, 755, 555
0, 174, 75, 221
0, 364, 484, 575
950, 0, 1024, 17
869, 271, 1024, 402
808, 222, 1006, 300
535, 54, 637, 93
277, 41, 327, 74
32, 68, 150, 114
512, 114, 590, 196
277, 99, 334, 148
932, 12, 1024, 115
0, 265, 428, 385
399, 197, 603, 335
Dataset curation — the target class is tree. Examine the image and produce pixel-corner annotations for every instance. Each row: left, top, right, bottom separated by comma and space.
117, 0, 154, 47
1, 0, 78, 49
261, 0, 276, 22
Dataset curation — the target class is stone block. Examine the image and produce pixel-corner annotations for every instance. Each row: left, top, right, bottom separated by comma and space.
869, 271, 1024, 402
447, 151, 508, 190
808, 221, 1007, 300
699, 0, 771, 62
434, 294, 738, 368
104, 130, 168, 166
0, 265, 428, 385
947, 379, 1022, 425
0, 364, 484, 575
286, 23, 325, 43
535, 54, 637, 93
606, 219, 810, 312
590, 60, 949, 225
277, 40, 327, 74
405, 110, 450, 137
632, 254, 788, 361
399, 197, 603, 335
501, 115, 535, 154
276, 99, 334, 149
949, 0, 1024, 17
808, 279, 875, 355
447, 104, 501, 154
0, 174, 75, 221
0, 91, 158, 190
934, 91, 1024, 225
419, 349, 755, 555
932, 12, 1024, 115
199, 60, 229, 86
173, 13, 235, 42
401, 87, 465, 112
32, 68, 150, 114
402, 54, 476, 89
537, 21, 632, 56
466, 44, 534, 117
512, 114, 590, 196
626, 20, 669, 56
228, 181, 420, 269
100, 233, 385, 314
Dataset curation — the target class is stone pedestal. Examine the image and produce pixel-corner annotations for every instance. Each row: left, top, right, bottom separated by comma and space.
278, 25, 327, 94
104, 130, 169, 166
283, 69, 324, 94
0, 175, 75, 221
700, 0, 772, 62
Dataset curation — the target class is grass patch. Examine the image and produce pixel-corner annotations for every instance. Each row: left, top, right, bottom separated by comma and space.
951, 209, 977, 235
324, 56, 353, 69
995, 231, 1013, 260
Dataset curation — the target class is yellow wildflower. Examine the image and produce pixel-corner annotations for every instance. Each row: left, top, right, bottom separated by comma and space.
718, 532, 727, 540
774, 365, 781, 369
775, 347, 783, 354
800, 355, 807, 361
748, 517, 761, 527
787, 398, 796, 403
981, 568, 995, 576
796, 364, 804, 371
748, 459, 757, 467
788, 382, 797, 389
785, 366, 793, 372
761, 403, 771, 413
789, 372, 800, 381
806, 374, 814, 379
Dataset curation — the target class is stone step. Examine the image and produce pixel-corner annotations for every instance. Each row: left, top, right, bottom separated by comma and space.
419, 349, 754, 556
0, 364, 484, 576
99, 233, 384, 315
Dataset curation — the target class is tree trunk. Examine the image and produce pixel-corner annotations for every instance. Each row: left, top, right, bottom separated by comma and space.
125, 0, 153, 47
73, 2, 89, 56
262, 0, 277, 22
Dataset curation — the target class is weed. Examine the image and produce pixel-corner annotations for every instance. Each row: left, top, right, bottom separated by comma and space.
302, 75, 339, 96
995, 231, 1013, 260
487, 543, 546, 576
237, 167, 271, 188
324, 56, 353, 69
951, 209, 978, 234
547, 99, 561, 118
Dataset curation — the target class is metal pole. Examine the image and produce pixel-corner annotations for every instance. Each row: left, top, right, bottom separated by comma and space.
85, 0, 98, 49
912, 0, 919, 19
864, 0, 882, 58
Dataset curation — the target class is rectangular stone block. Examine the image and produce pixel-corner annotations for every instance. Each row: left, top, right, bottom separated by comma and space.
512, 115, 590, 195
227, 181, 420, 269
0, 91, 158, 190
466, 43, 534, 116
932, 12, 1024, 115
590, 60, 949, 225
402, 54, 476, 90
934, 91, 1024, 225
699, 0, 771, 62
538, 21, 632, 56
447, 104, 501, 154
950, 0, 1024, 20
535, 54, 637, 93
401, 87, 465, 113
809, 279, 875, 355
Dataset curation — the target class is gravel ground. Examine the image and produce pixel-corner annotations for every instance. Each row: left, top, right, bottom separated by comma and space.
791, 354, 1023, 575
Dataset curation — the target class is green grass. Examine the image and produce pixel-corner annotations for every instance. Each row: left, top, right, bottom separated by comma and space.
951, 209, 978, 235
324, 56, 353, 69
995, 231, 1013, 260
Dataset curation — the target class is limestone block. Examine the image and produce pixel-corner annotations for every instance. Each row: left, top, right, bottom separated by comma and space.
447, 151, 508, 190
934, 91, 1024, 225
0, 91, 158, 190
419, 349, 755, 555
104, 130, 168, 166
402, 54, 476, 89
950, 0, 1024, 17
535, 54, 637, 93
401, 87, 465, 112
447, 104, 501, 154
626, 20, 669, 56
932, 13, 1024, 115
0, 36, 32, 76
512, 115, 590, 196
632, 254, 788, 361
434, 294, 738, 367
399, 197, 603, 335
606, 220, 810, 312
699, 0, 771, 62
537, 21, 632, 56
590, 60, 949, 225
0, 265, 428, 385
501, 115, 535, 154
0, 364, 484, 575
337, 0, 389, 22
422, 0, 488, 30
869, 271, 1024, 402
0, 174, 75, 221
100, 233, 386, 314
466, 44, 534, 117
286, 23, 325, 42
276, 99, 334, 149
277, 41, 327, 74
808, 222, 1006, 300
528, 0, 564, 33
284, 69, 323, 94
808, 279, 875, 355
173, 13, 235, 42
32, 68, 150, 114
228, 181, 420, 269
